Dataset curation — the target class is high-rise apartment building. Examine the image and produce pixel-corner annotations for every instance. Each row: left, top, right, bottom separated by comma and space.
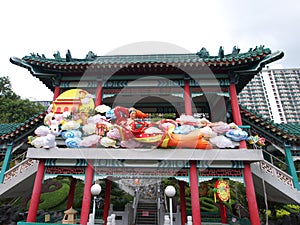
238, 66, 300, 124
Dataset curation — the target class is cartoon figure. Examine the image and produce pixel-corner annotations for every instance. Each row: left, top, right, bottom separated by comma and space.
114, 106, 151, 139
157, 119, 211, 149
113, 107, 212, 149
29, 119, 61, 149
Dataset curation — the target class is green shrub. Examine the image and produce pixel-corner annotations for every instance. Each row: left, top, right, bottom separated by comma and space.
200, 197, 218, 212
283, 204, 300, 213
26, 182, 69, 210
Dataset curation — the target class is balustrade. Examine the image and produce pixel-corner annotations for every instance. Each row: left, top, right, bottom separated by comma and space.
259, 160, 294, 188
3, 158, 38, 183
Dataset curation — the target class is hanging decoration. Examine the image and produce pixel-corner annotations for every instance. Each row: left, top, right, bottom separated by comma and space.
247, 134, 266, 148
213, 179, 230, 203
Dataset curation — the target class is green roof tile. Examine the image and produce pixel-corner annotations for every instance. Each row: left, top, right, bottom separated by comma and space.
240, 107, 300, 143
0, 111, 46, 143
276, 123, 300, 136
0, 124, 22, 136
18, 46, 272, 65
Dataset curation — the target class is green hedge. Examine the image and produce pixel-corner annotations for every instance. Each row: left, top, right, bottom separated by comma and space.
26, 182, 69, 210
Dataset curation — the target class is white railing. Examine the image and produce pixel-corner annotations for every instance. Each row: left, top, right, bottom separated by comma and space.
3, 157, 38, 184
132, 188, 140, 224
262, 149, 289, 174
259, 160, 294, 188
157, 185, 161, 225
8, 151, 27, 168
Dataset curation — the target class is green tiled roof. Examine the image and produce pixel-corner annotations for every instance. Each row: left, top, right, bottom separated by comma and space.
20, 47, 271, 64
10, 46, 284, 95
240, 107, 300, 144
15, 45, 274, 66
0, 124, 22, 136
276, 123, 300, 137
0, 111, 46, 143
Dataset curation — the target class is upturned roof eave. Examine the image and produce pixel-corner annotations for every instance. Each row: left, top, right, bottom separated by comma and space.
10, 57, 57, 77
233, 51, 284, 76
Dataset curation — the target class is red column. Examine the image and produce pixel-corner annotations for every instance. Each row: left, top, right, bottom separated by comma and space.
189, 160, 201, 224
80, 163, 94, 225
219, 202, 228, 224
53, 85, 60, 101
179, 181, 187, 225
243, 163, 260, 224
229, 82, 242, 125
229, 82, 260, 225
229, 82, 246, 149
67, 177, 77, 209
103, 178, 112, 225
95, 80, 103, 107
26, 160, 45, 222
179, 79, 192, 225
184, 79, 192, 116
185, 80, 195, 224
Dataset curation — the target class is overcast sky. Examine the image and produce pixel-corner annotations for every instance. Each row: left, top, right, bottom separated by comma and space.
1, 0, 299, 100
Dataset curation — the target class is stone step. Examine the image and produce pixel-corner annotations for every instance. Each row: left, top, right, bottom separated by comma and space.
135, 201, 158, 225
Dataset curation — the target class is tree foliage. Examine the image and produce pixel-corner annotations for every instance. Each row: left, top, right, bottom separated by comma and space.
0, 76, 46, 123
0, 76, 19, 99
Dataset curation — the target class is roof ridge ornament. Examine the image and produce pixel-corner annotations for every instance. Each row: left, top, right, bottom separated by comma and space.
85, 51, 97, 60
30, 52, 46, 59
66, 49, 72, 62
53, 51, 62, 60
231, 46, 240, 57
196, 47, 209, 58
218, 46, 224, 59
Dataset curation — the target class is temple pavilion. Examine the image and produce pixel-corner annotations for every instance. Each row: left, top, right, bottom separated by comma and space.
0, 45, 299, 225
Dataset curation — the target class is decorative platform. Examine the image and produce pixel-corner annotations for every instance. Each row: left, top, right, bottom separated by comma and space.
27, 148, 263, 161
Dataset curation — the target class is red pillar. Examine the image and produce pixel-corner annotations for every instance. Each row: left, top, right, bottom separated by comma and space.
95, 80, 103, 107
80, 163, 94, 225
229, 82, 246, 150
184, 79, 193, 224
184, 78, 192, 116
189, 160, 201, 224
103, 178, 112, 225
243, 162, 260, 224
229, 82, 242, 124
179, 181, 187, 225
26, 160, 45, 222
219, 202, 228, 224
53, 85, 60, 101
229, 82, 260, 225
67, 177, 77, 209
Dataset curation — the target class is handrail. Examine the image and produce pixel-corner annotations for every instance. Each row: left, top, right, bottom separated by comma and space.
132, 187, 140, 224
262, 149, 288, 174
156, 182, 161, 225
9, 152, 27, 167
262, 148, 300, 188
257, 160, 294, 188
3, 157, 38, 184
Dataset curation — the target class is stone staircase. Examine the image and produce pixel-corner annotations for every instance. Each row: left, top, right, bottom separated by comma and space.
0, 156, 38, 198
135, 200, 158, 225
251, 159, 300, 204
